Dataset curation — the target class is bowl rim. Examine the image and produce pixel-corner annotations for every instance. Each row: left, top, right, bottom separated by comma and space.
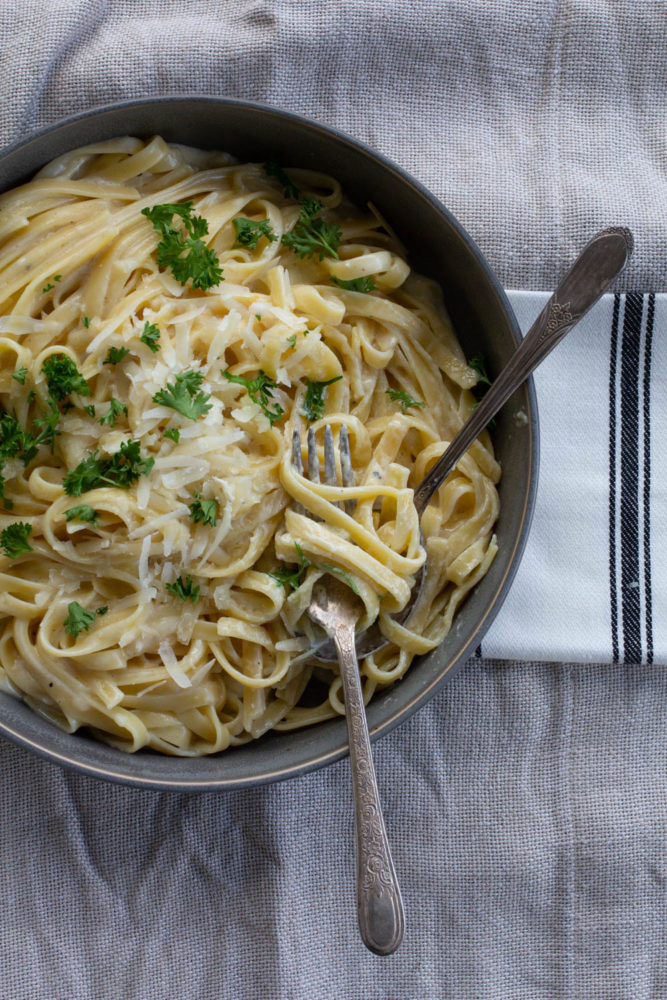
0, 96, 539, 790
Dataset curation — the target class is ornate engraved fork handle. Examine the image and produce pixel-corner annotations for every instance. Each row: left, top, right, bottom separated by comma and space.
413, 226, 633, 515
332, 621, 405, 956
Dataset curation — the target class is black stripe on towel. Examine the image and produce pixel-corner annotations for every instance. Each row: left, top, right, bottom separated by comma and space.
608, 293, 621, 663
643, 294, 655, 664
619, 293, 643, 664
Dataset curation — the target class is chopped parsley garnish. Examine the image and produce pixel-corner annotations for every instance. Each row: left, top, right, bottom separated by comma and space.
302, 375, 343, 422
0, 522, 33, 557
41, 274, 61, 294
268, 543, 359, 595
42, 354, 90, 401
468, 353, 494, 424
141, 202, 223, 291
103, 346, 130, 366
281, 199, 342, 261
319, 562, 360, 595
0, 400, 62, 511
83, 404, 96, 418
164, 428, 180, 443
232, 217, 277, 250
63, 440, 154, 496
330, 276, 377, 293
0, 399, 59, 466
152, 370, 212, 421
140, 321, 160, 353
189, 490, 217, 527
268, 542, 312, 590
30, 397, 60, 455
12, 368, 28, 386
82, 316, 91, 329
221, 369, 284, 425
385, 388, 426, 413
0, 412, 27, 462
469, 354, 491, 386
65, 505, 99, 528
64, 601, 105, 639
263, 158, 300, 200
98, 398, 128, 427
165, 575, 200, 603
286, 334, 297, 349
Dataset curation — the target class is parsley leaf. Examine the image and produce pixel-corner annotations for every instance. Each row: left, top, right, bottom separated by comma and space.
63, 440, 154, 496
140, 321, 160, 353
469, 354, 491, 386
385, 388, 426, 413
82, 316, 91, 329
282, 199, 342, 261
42, 355, 90, 401
64, 601, 103, 638
267, 543, 358, 595
0, 412, 29, 462
141, 202, 223, 290
189, 490, 217, 527
98, 398, 128, 427
232, 217, 277, 250
302, 376, 343, 422
0, 522, 33, 557
286, 334, 297, 349
165, 575, 200, 603
41, 274, 61, 294
12, 368, 28, 386
103, 346, 130, 366
152, 370, 212, 421
83, 404, 96, 418
263, 158, 300, 199
468, 354, 495, 426
318, 562, 360, 595
330, 276, 377, 293
221, 369, 284, 425
65, 505, 99, 528
30, 397, 61, 456
0, 402, 58, 466
268, 542, 312, 590
164, 427, 180, 443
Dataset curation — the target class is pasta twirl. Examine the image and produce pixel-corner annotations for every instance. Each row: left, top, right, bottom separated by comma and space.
0, 136, 499, 756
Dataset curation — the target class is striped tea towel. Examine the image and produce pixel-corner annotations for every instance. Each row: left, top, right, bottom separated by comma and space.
483, 291, 665, 665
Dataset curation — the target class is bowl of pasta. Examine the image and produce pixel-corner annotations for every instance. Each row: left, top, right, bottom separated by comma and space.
0, 98, 537, 789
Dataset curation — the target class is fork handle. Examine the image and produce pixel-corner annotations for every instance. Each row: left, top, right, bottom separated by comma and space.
413, 226, 633, 514
333, 622, 405, 955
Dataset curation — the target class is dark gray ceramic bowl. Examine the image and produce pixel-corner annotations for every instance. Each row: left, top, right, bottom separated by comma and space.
0, 98, 538, 789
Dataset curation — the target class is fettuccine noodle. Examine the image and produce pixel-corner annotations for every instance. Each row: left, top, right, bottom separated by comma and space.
0, 136, 499, 755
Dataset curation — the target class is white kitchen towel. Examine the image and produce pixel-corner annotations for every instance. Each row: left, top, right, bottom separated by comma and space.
484, 290, 665, 665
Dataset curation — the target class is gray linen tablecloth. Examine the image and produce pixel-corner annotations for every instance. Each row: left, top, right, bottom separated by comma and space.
1, 3, 665, 998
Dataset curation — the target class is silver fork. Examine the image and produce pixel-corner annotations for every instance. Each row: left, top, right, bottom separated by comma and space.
292, 424, 405, 956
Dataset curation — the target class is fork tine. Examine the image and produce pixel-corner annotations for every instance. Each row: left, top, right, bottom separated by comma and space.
307, 426, 320, 483
339, 424, 356, 514
291, 429, 306, 515
323, 424, 337, 487
291, 429, 304, 475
